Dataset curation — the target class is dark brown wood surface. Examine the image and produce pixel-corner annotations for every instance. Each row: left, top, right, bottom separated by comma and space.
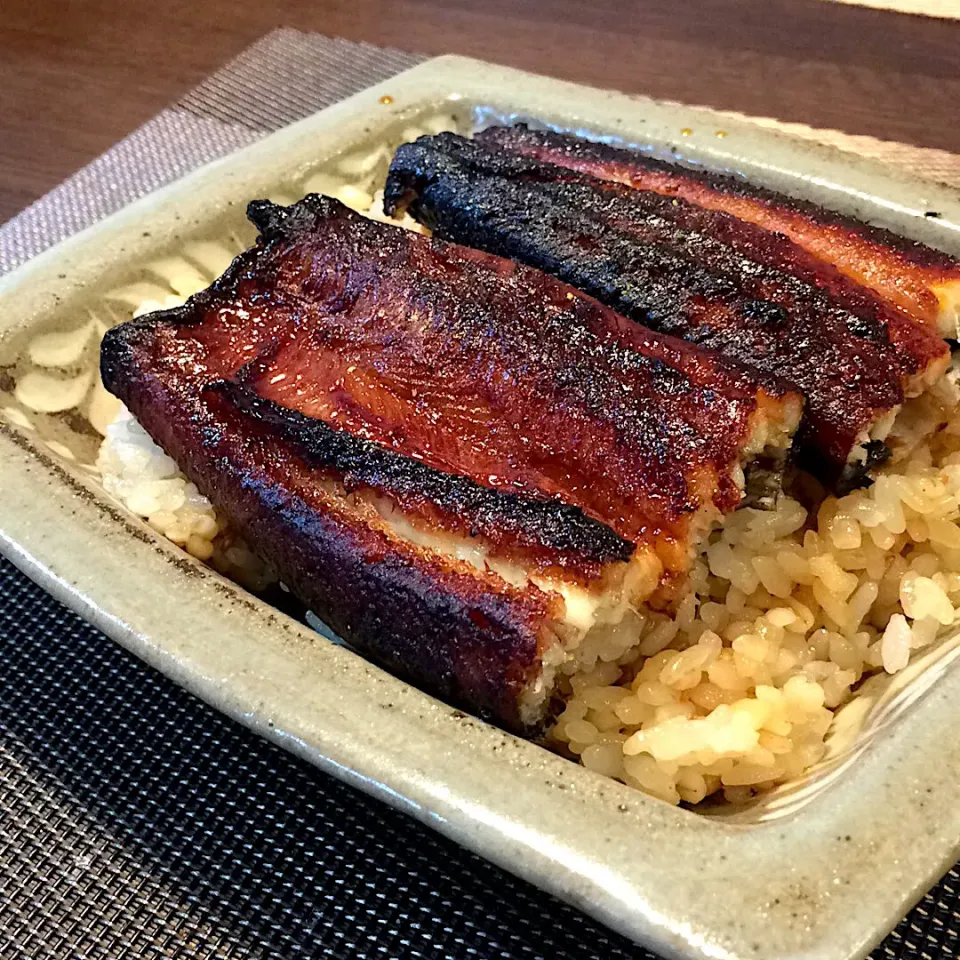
1, 0, 959, 225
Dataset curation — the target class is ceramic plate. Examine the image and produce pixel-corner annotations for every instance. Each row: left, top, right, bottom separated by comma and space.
1, 56, 959, 960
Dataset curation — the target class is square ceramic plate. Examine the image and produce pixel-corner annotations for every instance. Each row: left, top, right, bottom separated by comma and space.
2, 56, 960, 960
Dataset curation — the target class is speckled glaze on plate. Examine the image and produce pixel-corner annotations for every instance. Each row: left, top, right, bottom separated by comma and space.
0, 57, 959, 960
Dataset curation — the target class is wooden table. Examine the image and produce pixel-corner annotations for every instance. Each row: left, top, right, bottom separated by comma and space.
2, 0, 959, 225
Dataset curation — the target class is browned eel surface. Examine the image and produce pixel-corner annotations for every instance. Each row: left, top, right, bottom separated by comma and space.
101, 196, 801, 730
477, 124, 960, 338
384, 131, 949, 489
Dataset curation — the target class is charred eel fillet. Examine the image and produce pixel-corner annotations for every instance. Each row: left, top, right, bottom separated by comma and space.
101, 195, 801, 732
383, 132, 949, 491
476, 124, 960, 338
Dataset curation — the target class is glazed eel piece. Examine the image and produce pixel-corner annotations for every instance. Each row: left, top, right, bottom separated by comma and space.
101, 195, 801, 732
477, 124, 960, 338
384, 132, 950, 491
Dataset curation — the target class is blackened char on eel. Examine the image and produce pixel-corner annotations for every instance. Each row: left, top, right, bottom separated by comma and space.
101, 196, 801, 733
383, 129, 951, 492
477, 124, 960, 338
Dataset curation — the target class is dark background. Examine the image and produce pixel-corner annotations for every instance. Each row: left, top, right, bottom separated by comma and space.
2, 0, 960, 223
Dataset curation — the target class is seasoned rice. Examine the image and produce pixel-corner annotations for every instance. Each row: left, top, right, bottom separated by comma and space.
97, 407, 276, 591
98, 370, 960, 806
550, 394, 960, 805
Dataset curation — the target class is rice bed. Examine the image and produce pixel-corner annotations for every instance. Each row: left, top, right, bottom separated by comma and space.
95, 397, 960, 807
78, 170, 960, 807
550, 416, 960, 805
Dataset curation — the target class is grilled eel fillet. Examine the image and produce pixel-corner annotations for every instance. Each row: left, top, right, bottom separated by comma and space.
383, 131, 950, 492
101, 195, 801, 733
477, 124, 960, 338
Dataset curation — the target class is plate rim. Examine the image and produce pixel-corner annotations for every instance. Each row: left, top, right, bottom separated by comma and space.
1, 53, 959, 960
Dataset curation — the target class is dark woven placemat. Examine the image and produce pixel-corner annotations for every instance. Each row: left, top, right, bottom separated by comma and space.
0, 551, 957, 960
2, 27, 960, 960
0, 554, 645, 960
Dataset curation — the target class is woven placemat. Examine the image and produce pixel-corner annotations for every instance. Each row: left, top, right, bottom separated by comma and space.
1, 28, 959, 959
